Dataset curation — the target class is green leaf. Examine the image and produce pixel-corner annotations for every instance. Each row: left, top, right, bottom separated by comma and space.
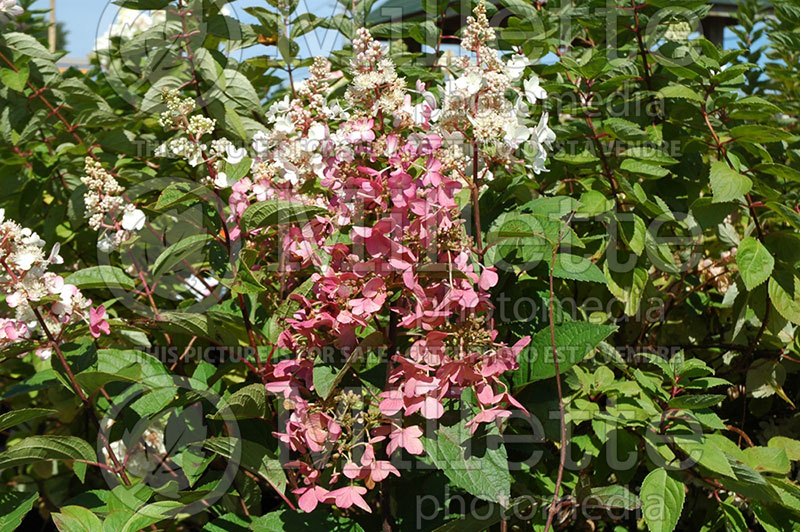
113, 0, 170, 8
768, 436, 800, 461
513, 321, 617, 387
768, 270, 800, 325
754, 163, 800, 182
742, 447, 791, 475
720, 501, 748, 532
0, 65, 29, 92
422, 418, 511, 506
251, 509, 364, 531
151, 234, 215, 281
730, 125, 793, 143
241, 200, 327, 233
603, 118, 649, 142
313, 331, 385, 401
640, 468, 684, 532
658, 84, 704, 102
673, 436, 736, 478
52, 505, 103, 532
585, 485, 641, 510
620, 147, 679, 166
667, 394, 725, 410
0, 435, 97, 482
709, 161, 752, 204
736, 237, 774, 290
223, 157, 252, 183
64, 266, 135, 291
409, 20, 441, 46
214, 383, 268, 419
155, 183, 210, 211
0, 490, 38, 531
620, 158, 669, 178
577, 190, 612, 216
118, 501, 182, 532
204, 437, 286, 496
3, 32, 55, 61
0, 408, 55, 432
746, 358, 793, 407
552, 254, 606, 283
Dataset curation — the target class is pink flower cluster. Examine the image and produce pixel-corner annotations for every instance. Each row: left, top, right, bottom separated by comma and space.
265, 122, 531, 511
250, 23, 538, 512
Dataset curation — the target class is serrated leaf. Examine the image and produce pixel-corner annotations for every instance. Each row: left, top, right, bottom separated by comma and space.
731, 125, 793, 143
658, 84, 704, 102
251, 508, 364, 531
720, 501, 748, 532
641, 468, 684, 532
3, 32, 56, 61
742, 447, 791, 475
620, 146, 679, 165
151, 234, 216, 281
513, 321, 617, 387
155, 183, 210, 211
736, 236, 774, 290
52, 505, 103, 532
768, 270, 800, 325
673, 436, 736, 478
768, 437, 800, 462
204, 437, 286, 496
667, 394, 725, 410
422, 418, 511, 505
241, 200, 327, 233
0, 408, 55, 432
214, 383, 268, 420
754, 163, 800, 182
620, 158, 670, 178
552, 254, 606, 283
0, 435, 97, 482
585, 485, 641, 510
709, 161, 752, 203
64, 266, 135, 291
603, 118, 649, 142
0, 65, 29, 92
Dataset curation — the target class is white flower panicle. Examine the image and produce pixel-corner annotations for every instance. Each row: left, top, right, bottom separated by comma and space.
82, 158, 145, 250
432, 0, 554, 175
345, 28, 406, 118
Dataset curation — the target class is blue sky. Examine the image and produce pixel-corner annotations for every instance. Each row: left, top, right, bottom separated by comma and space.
35, 0, 743, 59
32, 0, 343, 57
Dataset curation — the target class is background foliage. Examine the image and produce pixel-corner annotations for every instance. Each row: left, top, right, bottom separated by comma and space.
2, 0, 800, 530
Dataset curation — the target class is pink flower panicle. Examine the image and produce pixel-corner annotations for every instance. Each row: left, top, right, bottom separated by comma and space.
246, 3, 553, 513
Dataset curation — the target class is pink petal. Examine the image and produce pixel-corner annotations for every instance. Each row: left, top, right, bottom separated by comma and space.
419, 396, 444, 419
479, 268, 499, 291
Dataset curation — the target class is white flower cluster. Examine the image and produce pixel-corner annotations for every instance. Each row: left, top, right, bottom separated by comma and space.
345, 28, 406, 118
0, 0, 23, 25
158, 88, 197, 129
435, 0, 555, 175
246, 58, 338, 189
0, 209, 92, 358
154, 89, 245, 184
82, 158, 145, 252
